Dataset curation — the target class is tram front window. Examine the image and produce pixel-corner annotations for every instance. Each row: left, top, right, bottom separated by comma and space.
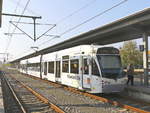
97, 55, 123, 79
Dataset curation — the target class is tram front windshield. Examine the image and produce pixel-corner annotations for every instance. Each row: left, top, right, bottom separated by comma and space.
97, 55, 123, 79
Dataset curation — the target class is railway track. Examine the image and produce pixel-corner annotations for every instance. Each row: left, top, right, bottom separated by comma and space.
20, 72, 150, 113
101, 93, 150, 112
0, 72, 64, 113
3, 69, 150, 113
1, 75, 25, 113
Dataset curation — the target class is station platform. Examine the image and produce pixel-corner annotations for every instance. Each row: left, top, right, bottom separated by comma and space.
0, 80, 4, 113
124, 77, 150, 103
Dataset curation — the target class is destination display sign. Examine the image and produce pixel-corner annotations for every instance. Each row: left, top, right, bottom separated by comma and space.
97, 47, 119, 54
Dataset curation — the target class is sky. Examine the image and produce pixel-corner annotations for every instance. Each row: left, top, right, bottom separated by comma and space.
0, 0, 150, 61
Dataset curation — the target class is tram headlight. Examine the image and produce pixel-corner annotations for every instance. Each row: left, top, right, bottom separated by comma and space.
101, 80, 110, 85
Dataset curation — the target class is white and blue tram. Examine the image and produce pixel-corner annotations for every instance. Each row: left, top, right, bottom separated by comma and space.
19, 45, 126, 93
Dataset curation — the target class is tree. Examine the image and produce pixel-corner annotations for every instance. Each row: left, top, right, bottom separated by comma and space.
120, 41, 143, 68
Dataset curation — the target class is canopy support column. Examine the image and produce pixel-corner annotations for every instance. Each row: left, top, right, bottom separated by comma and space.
143, 33, 149, 86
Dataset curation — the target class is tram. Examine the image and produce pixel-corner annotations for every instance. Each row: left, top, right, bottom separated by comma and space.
19, 45, 126, 93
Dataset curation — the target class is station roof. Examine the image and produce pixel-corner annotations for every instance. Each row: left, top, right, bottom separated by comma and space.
0, 0, 3, 27
11, 8, 150, 63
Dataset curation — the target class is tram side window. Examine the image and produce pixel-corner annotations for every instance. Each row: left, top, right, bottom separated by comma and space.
48, 62, 54, 73
62, 60, 69, 73
34, 63, 40, 72
84, 59, 89, 74
28, 63, 33, 71
37, 63, 40, 72
44, 62, 47, 75
92, 59, 99, 76
23, 65, 25, 71
70, 59, 79, 74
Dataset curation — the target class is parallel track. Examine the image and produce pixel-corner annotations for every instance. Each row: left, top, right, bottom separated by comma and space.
101, 93, 150, 111
1, 72, 64, 113
1, 74, 26, 113
9, 75, 65, 113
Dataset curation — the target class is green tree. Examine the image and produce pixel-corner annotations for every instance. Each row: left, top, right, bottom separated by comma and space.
120, 41, 143, 67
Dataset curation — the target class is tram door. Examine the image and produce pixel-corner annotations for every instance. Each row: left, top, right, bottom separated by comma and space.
55, 60, 61, 82
82, 56, 91, 90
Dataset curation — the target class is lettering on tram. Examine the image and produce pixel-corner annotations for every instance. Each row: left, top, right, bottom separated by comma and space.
67, 75, 80, 80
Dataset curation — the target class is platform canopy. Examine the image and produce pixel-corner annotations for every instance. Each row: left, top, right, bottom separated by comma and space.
11, 8, 150, 63
0, 0, 3, 27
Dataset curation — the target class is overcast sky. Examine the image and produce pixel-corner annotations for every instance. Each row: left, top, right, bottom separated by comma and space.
1, 0, 150, 61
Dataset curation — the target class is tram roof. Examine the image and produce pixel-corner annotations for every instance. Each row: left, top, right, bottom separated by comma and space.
11, 8, 150, 63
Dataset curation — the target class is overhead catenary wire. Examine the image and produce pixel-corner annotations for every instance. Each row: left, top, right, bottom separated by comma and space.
3, 0, 22, 59
38, 0, 128, 47
11, 0, 31, 36
4, 0, 31, 54
34, 0, 98, 47
56, 0, 97, 24
8, 0, 95, 46
12, 0, 98, 59
60, 0, 128, 36
32, 0, 97, 42
13, 0, 128, 60
10, 0, 41, 16
9, 0, 22, 24
39, 0, 97, 44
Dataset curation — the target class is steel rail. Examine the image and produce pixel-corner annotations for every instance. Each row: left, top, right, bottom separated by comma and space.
65, 87, 150, 113
9, 75, 65, 113
2, 75, 27, 113
23, 73, 150, 113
